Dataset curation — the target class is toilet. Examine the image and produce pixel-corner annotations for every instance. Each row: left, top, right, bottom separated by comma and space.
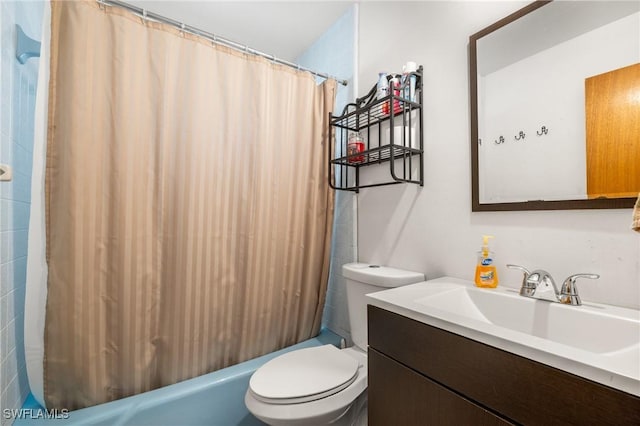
244, 263, 425, 425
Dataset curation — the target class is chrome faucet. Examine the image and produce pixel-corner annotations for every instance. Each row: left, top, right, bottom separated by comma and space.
506, 264, 599, 306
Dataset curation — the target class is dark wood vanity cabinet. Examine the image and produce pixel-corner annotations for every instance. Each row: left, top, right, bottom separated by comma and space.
367, 305, 640, 426
369, 349, 511, 425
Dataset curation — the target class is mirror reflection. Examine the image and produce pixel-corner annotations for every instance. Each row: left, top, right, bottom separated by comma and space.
475, 1, 640, 206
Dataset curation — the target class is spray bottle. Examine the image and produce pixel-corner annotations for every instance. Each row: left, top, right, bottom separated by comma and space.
377, 72, 389, 115
474, 235, 498, 288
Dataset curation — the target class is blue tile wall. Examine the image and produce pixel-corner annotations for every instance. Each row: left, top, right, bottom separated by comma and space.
1, 1, 44, 424
296, 6, 357, 342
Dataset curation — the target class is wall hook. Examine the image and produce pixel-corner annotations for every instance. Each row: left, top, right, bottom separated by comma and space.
537, 126, 549, 136
514, 131, 525, 141
494, 136, 505, 145
15, 25, 41, 64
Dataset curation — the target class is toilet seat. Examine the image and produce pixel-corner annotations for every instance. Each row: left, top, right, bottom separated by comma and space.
245, 347, 368, 426
249, 345, 360, 404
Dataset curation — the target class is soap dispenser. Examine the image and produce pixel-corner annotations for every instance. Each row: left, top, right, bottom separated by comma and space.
475, 235, 498, 288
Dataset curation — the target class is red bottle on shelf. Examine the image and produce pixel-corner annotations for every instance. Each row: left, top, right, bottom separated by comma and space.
390, 75, 402, 114
347, 133, 365, 163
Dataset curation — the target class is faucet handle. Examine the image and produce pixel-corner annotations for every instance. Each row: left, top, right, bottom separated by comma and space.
506, 264, 531, 274
507, 264, 534, 296
560, 273, 600, 306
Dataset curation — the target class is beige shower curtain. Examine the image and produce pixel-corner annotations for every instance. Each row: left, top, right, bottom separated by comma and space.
44, 0, 335, 410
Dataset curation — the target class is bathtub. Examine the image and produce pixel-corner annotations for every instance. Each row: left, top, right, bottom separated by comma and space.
14, 329, 343, 426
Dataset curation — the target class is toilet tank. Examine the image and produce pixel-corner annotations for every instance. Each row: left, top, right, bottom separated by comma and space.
342, 263, 425, 351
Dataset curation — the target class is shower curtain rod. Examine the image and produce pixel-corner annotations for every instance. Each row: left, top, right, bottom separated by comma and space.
96, 0, 348, 86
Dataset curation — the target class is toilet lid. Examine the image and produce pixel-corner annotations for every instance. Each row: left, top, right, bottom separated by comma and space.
249, 345, 360, 404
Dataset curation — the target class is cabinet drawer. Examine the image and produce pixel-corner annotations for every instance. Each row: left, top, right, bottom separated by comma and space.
368, 305, 640, 425
369, 348, 512, 426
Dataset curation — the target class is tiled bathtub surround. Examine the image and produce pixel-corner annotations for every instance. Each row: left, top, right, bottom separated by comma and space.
1, 2, 44, 424
297, 5, 357, 343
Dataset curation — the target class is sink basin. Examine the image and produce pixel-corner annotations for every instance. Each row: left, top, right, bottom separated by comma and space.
366, 277, 640, 396
415, 285, 639, 354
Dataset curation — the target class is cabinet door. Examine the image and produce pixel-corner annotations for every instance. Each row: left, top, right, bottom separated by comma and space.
586, 63, 640, 198
368, 348, 512, 426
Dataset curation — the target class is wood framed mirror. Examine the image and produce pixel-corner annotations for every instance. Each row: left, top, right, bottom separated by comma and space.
470, 0, 640, 211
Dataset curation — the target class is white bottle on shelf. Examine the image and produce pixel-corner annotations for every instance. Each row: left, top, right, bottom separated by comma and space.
402, 61, 418, 102
377, 72, 389, 115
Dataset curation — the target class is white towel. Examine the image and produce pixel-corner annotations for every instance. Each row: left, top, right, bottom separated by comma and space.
633, 193, 640, 232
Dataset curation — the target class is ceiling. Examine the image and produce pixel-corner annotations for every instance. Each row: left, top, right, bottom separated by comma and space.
125, 1, 353, 62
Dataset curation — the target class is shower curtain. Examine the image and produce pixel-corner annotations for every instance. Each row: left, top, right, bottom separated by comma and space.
38, 0, 336, 410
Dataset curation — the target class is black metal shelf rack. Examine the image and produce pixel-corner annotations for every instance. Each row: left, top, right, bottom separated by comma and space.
328, 66, 423, 192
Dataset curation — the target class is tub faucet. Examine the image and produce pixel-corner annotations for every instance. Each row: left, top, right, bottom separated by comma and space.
506, 264, 599, 306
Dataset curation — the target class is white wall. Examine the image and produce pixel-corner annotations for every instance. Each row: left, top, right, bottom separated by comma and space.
479, 12, 640, 203
357, 1, 640, 309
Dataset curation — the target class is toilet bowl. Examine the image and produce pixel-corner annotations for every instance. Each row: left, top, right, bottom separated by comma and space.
245, 346, 367, 426
245, 263, 425, 425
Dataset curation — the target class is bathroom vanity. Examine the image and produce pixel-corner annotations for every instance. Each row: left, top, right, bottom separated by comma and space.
366, 278, 640, 425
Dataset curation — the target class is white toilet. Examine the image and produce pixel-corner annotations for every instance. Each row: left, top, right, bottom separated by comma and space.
244, 263, 425, 425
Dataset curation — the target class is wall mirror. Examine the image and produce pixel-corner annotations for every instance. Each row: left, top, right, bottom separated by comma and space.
470, 0, 640, 211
